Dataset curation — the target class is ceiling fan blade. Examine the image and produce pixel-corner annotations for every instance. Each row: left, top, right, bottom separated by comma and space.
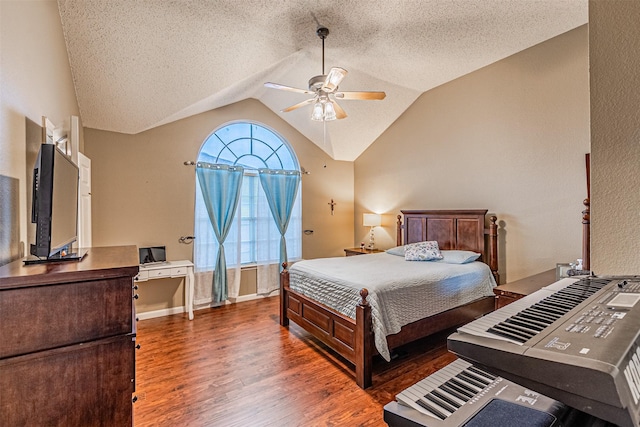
264, 82, 314, 95
322, 67, 348, 92
332, 100, 347, 120
281, 98, 315, 113
335, 91, 386, 100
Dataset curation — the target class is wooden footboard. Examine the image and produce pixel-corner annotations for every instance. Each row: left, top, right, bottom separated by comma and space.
280, 264, 374, 388
280, 265, 494, 389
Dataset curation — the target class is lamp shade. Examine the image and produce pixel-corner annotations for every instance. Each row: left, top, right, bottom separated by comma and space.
363, 213, 381, 227
324, 101, 336, 121
311, 101, 324, 121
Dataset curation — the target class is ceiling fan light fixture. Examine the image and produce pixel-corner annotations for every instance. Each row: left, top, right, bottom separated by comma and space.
310, 98, 337, 122
323, 67, 348, 91
311, 101, 324, 121
324, 101, 337, 121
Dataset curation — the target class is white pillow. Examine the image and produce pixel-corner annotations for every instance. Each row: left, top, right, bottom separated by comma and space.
404, 241, 443, 261
438, 250, 480, 264
385, 246, 405, 256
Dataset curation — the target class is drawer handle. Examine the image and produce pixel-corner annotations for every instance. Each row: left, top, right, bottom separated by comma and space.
133, 285, 139, 290
132, 396, 138, 403
133, 294, 139, 299
136, 344, 141, 350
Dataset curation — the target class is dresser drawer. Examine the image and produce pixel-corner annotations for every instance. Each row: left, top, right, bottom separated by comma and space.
0, 277, 133, 358
0, 334, 134, 426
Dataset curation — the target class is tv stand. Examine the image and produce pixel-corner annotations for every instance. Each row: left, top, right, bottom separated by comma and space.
23, 248, 89, 265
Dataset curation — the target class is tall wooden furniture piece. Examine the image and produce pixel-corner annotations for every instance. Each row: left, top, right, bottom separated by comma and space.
0, 246, 139, 426
493, 269, 556, 309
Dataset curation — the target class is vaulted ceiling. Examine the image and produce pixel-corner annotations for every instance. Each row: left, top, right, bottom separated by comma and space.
57, 0, 588, 161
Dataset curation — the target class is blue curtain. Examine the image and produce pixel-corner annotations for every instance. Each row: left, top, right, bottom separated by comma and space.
196, 163, 244, 303
258, 169, 301, 271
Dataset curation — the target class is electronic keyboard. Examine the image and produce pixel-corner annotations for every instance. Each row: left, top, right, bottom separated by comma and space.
384, 359, 614, 427
447, 276, 640, 427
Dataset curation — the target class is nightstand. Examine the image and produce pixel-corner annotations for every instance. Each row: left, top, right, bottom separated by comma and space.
344, 247, 384, 256
493, 269, 556, 309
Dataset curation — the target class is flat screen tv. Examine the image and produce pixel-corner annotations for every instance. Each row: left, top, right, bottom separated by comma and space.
27, 143, 86, 263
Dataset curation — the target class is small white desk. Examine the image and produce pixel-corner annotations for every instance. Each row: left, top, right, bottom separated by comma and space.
135, 260, 195, 320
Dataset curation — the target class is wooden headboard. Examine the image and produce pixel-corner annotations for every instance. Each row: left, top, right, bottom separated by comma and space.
396, 209, 499, 283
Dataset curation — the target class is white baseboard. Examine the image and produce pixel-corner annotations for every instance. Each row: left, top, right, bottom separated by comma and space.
136, 306, 185, 320
137, 290, 280, 320
229, 290, 279, 304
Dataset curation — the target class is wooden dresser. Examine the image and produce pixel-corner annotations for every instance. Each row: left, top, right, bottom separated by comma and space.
0, 246, 139, 426
493, 269, 556, 309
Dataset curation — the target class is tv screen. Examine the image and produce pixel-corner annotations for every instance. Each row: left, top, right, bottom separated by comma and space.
30, 144, 79, 259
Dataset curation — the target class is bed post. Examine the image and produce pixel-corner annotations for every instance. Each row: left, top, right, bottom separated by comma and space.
396, 215, 403, 247
355, 288, 373, 389
488, 216, 499, 284
280, 262, 290, 327
582, 198, 590, 271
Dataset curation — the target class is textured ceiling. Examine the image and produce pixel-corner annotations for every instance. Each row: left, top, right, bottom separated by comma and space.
57, 0, 588, 161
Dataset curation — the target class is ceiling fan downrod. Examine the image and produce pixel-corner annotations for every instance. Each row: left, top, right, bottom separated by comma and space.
317, 26, 329, 75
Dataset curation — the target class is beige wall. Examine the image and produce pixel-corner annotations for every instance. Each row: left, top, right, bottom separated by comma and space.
84, 99, 354, 310
0, 0, 79, 265
355, 26, 590, 283
589, 1, 640, 274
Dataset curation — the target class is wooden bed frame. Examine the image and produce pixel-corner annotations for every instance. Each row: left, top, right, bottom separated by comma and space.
279, 209, 499, 389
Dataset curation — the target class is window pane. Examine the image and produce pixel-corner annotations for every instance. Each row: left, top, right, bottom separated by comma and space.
252, 124, 279, 145
236, 154, 266, 170
265, 155, 285, 169
216, 147, 237, 164
219, 123, 251, 143
227, 138, 251, 159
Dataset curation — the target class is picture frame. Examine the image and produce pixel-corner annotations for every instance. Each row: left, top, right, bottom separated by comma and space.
556, 262, 574, 280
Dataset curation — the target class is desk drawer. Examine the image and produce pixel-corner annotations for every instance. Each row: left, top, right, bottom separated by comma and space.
147, 268, 171, 279
171, 267, 187, 277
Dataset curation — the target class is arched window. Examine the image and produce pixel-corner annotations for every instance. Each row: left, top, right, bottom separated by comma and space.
194, 122, 301, 279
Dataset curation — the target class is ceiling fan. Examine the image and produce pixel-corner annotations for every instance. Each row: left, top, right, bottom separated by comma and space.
264, 26, 386, 121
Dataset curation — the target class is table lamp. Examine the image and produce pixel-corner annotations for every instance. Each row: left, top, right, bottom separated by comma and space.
363, 213, 382, 249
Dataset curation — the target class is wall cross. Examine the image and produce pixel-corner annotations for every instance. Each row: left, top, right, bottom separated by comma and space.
328, 199, 336, 215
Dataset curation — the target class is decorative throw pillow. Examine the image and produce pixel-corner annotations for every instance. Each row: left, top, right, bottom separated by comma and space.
438, 250, 481, 264
385, 246, 405, 256
404, 241, 443, 261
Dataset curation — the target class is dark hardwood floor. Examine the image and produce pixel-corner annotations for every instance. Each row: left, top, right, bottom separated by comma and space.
134, 296, 458, 427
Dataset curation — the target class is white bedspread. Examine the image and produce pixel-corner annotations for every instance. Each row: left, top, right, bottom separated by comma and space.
288, 252, 496, 361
